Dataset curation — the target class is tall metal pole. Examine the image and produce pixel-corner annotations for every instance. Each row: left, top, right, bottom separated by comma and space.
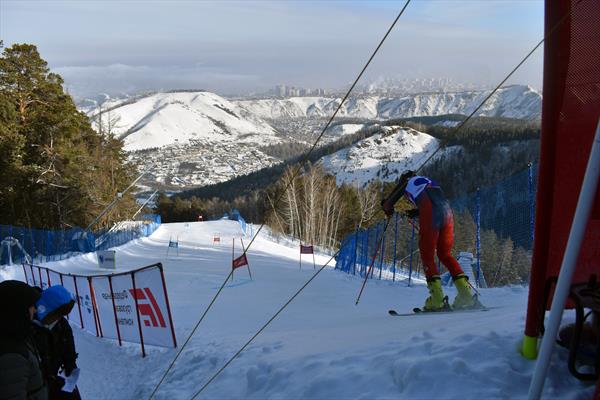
392, 212, 398, 282
131, 190, 159, 221
85, 164, 155, 232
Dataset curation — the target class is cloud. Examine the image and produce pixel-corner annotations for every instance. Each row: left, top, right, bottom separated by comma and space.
4, 0, 544, 98
55, 63, 262, 98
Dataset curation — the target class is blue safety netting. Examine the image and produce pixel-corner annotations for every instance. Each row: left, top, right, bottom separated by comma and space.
230, 209, 249, 236
0, 215, 161, 265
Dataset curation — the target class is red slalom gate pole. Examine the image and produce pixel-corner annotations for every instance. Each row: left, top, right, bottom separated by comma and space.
355, 217, 391, 305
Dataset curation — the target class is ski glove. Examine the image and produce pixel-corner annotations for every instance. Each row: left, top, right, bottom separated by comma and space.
381, 199, 394, 217
405, 208, 419, 219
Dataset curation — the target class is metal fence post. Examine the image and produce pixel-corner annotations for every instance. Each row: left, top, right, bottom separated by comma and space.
476, 188, 481, 288
408, 222, 415, 287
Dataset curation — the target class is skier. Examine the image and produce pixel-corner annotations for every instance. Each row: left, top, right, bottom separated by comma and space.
32, 286, 80, 400
381, 171, 478, 311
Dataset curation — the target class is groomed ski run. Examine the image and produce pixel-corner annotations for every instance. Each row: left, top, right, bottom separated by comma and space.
2, 220, 590, 399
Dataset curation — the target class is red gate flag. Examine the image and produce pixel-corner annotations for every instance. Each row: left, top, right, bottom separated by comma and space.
300, 245, 314, 254
232, 253, 249, 269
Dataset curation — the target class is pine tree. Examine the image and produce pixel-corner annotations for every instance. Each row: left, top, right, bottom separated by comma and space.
0, 43, 137, 229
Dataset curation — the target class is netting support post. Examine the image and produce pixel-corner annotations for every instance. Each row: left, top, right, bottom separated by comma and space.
392, 213, 398, 282
379, 222, 385, 280
475, 188, 481, 288
363, 230, 369, 278
352, 225, 359, 275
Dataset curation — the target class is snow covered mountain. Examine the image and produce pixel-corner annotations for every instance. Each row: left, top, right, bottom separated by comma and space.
90, 91, 279, 152
236, 85, 541, 120
88, 91, 283, 188
85, 85, 539, 190
321, 126, 443, 187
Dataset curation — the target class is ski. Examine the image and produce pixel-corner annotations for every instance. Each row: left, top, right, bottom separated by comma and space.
388, 307, 494, 317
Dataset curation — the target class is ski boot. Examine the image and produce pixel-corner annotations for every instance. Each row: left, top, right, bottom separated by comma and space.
452, 274, 481, 309
423, 276, 450, 311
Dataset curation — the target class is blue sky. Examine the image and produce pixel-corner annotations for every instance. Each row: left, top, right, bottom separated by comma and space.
1, 0, 544, 98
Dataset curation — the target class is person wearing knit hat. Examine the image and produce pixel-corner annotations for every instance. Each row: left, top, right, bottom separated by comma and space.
0, 280, 48, 400
32, 285, 80, 400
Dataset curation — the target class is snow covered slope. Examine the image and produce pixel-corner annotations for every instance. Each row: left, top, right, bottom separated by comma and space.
237, 85, 541, 120
321, 126, 441, 187
2, 220, 589, 399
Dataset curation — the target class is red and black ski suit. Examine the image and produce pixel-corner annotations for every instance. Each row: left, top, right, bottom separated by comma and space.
405, 177, 464, 279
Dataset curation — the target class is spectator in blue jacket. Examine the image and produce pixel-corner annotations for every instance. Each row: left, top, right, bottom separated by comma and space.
32, 286, 80, 400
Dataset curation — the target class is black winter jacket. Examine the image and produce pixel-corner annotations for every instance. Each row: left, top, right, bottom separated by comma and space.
0, 338, 47, 400
32, 319, 78, 399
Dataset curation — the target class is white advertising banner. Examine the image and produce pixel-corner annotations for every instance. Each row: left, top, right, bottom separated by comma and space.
108, 274, 139, 344
39, 268, 50, 290
27, 264, 40, 287
61, 276, 83, 328
75, 276, 98, 336
48, 270, 62, 287
22, 262, 176, 355
133, 268, 175, 347
90, 277, 118, 341
96, 250, 116, 270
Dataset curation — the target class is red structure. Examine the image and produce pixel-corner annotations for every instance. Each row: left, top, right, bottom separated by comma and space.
522, 0, 600, 358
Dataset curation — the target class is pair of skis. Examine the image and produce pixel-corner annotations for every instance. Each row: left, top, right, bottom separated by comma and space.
389, 295, 491, 316
388, 307, 492, 317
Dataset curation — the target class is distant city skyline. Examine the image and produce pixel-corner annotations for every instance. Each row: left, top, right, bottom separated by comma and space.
2, 0, 544, 99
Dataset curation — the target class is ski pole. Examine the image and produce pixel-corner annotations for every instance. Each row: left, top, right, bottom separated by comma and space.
406, 217, 419, 233
465, 276, 481, 296
355, 216, 391, 305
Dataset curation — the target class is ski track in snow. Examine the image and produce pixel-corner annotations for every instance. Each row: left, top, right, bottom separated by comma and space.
2, 220, 591, 399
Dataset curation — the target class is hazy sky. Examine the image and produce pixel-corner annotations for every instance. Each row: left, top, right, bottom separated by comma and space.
1, 0, 544, 99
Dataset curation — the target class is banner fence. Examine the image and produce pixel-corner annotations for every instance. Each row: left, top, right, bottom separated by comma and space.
23, 262, 176, 356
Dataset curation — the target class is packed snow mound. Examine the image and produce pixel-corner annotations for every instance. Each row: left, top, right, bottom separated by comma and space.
236, 85, 541, 120
90, 91, 279, 151
321, 126, 440, 187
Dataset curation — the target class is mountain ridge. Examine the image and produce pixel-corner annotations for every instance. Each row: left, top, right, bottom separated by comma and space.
236, 85, 541, 121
